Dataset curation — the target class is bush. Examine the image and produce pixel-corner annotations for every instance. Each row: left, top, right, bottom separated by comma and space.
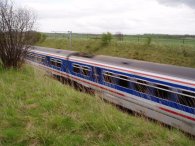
101, 32, 112, 46
0, 0, 36, 69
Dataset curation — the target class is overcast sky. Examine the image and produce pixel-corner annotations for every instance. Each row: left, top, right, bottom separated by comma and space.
16, 0, 195, 34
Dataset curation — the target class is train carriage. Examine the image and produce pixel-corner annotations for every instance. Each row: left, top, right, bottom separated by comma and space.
26, 46, 195, 135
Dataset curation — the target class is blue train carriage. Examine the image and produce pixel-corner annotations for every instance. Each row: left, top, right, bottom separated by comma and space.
27, 46, 195, 135
69, 54, 195, 135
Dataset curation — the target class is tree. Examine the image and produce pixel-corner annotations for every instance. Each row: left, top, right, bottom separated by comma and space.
115, 32, 124, 41
101, 32, 112, 46
0, 0, 36, 68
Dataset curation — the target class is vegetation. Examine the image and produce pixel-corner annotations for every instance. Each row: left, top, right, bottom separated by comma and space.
0, 0, 36, 69
37, 36, 195, 68
101, 32, 112, 46
0, 65, 194, 145
32, 32, 47, 44
115, 32, 124, 41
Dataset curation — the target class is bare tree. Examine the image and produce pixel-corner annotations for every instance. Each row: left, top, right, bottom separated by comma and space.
115, 32, 124, 41
0, 0, 36, 68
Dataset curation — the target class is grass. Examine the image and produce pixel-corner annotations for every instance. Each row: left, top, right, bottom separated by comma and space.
37, 38, 195, 68
0, 65, 195, 145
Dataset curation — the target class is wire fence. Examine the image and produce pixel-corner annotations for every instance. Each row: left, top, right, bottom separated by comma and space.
46, 32, 195, 47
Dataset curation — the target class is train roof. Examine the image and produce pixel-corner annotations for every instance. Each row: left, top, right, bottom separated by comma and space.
93, 55, 195, 81
33, 46, 75, 57
33, 46, 195, 81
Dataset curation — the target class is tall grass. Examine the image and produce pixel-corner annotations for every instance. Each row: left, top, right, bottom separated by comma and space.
37, 38, 195, 68
0, 65, 195, 145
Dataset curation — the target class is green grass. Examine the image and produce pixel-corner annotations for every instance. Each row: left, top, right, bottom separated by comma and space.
37, 38, 195, 68
0, 65, 195, 145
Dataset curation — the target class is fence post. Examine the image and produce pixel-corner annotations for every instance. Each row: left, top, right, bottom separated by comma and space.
68, 31, 72, 49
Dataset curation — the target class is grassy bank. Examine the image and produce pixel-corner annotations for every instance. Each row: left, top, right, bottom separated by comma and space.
37, 38, 195, 68
0, 65, 195, 145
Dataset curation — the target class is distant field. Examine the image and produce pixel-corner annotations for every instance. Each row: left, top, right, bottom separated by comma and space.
37, 34, 195, 68
0, 65, 195, 145
46, 33, 195, 47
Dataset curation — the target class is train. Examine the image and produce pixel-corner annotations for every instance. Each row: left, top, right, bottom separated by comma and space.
26, 46, 195, 135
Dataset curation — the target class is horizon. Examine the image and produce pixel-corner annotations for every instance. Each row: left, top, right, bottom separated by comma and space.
43, 32, 195, 36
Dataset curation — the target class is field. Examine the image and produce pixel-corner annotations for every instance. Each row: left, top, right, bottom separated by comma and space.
0, 65, 195, 145
37, 34, 195, 68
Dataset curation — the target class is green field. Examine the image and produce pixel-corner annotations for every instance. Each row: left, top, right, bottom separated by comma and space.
37, 35, 195, 68
0, 65, 195, 145
46, 33, 195, 47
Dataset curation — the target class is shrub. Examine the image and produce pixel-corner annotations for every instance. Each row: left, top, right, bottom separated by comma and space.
101, 32, 112, 46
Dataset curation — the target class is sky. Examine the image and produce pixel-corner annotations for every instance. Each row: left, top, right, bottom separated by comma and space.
16, 0, 195, 34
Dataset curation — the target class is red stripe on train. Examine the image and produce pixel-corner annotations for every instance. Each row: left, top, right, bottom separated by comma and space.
159, 107, 195, 121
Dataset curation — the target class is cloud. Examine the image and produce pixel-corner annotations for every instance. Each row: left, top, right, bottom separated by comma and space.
16, 0, 195, 34
157, 0, 195, 9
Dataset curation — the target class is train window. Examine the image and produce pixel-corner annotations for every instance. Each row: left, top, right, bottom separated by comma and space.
178, 95, 195, 108
34, 55, 37, 62
29, 53, 32, 59
178, 90, 195, 107
50, 59, 56, 66
32, 54, 35, 61
81, 66, 90, 76
117, 75, 129, 88
181, 90, 195, 98
27, 53, 31, 59
56, 60, 62, 68
42, 56, 45, 63
29, 53, 32, 58
134, 80, 148, 93
30, 54, 33, 60
73, 64, 80, 73
103, 72, 116, 84
37, 56, 42, 63
154, 85, 170, 100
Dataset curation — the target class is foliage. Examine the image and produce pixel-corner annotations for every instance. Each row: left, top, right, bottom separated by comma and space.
0, 0, 36, 69
0, 65, 194, 145
101, 32, 112, 46
29, 31, 41, 44
32, 32, 47, 43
